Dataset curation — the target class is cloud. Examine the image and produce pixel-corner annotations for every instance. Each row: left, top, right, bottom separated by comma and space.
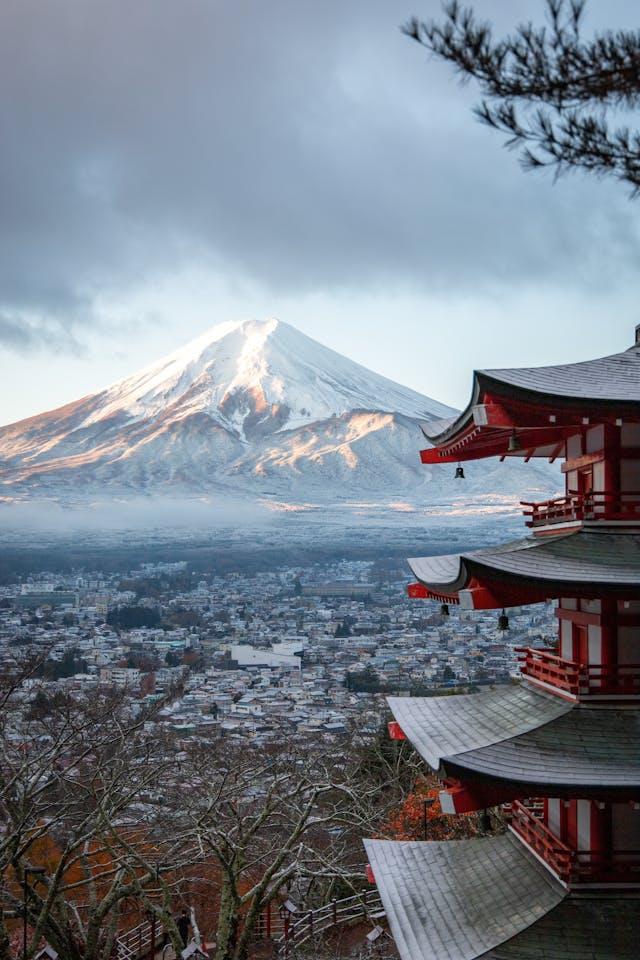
0, 312, 84, 353
0, 0, 639, 347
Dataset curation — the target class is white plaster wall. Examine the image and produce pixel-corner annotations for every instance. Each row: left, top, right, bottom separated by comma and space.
547, 798, 561, 837
577, 799, 591, 851
588, 624, 601, 665
560, 618, 573, 660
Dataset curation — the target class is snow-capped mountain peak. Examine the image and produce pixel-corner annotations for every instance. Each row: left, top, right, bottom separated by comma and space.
79, 318, 454, 440
0, 317, 560, 515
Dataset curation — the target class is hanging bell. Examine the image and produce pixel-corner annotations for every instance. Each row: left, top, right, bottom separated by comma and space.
440, 603, 449, 617
497, 609, 509, 631
454, 464, 465, 479
507, 430, 521, 452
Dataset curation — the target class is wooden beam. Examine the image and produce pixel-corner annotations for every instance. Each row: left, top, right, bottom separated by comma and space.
561, 450, 604, 473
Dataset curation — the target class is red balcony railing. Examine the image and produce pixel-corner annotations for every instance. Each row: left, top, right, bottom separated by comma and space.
511, 802, 640, 884
516, 647, 640, 698
521, 491, 640, 527
510, 801, 573, 880
515, 647, 582, 695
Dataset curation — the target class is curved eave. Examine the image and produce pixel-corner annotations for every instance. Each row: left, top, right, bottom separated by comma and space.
363, 833, 565, 960
445, 705, 640, 793
388, 686, 571, 773
408, 532, 640, 608
390, 690, 640, 795
407, 552, 469, 597
419, 345, 640, 463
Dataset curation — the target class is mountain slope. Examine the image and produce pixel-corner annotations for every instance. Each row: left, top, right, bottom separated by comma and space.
0, 318, 559, 511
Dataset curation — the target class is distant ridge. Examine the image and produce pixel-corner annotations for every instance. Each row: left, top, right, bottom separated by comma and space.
0, 318, 558, 513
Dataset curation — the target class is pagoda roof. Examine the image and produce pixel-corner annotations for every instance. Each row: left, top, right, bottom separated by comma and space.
480, 343, 640, 405
389, 688, 640, 793
420, 341, 640, 462
363, 833, 565, 960
388, 685, 571, 772
479, 897, 638, 959
408, 530, 640, 606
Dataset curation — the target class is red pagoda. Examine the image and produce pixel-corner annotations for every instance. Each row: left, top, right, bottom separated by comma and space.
364, 332, 640, 958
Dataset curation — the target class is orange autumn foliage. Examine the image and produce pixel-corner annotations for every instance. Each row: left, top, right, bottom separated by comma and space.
377, 775, 479, 841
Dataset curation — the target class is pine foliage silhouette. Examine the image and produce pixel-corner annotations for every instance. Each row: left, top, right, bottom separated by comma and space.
405, 0, 640, 192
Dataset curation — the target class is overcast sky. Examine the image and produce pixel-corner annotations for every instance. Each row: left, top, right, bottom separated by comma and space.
1, 0, 640, 425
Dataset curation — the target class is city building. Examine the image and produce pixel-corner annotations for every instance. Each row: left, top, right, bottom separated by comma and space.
365, 331, 640, 958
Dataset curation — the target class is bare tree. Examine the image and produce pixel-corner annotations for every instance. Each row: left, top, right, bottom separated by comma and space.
405, 0, 640, 191
132, 735, 397, 960
0, 652, 180, 960
0, 650, 412, 960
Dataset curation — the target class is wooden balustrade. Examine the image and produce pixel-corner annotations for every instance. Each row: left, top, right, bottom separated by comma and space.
515, 647, 582, 695
511, 802, 640, 884
516, 647, 640, 697
521, 491, 640, 527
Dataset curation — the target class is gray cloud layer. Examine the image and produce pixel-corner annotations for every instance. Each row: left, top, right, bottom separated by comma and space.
1, 0, 639, 349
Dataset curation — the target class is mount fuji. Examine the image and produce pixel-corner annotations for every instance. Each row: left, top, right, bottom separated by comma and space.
0, 319, 560, 528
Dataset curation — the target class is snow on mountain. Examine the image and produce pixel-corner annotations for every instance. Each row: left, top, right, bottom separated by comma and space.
77, 317, 453, 438
0, 318, 560, 514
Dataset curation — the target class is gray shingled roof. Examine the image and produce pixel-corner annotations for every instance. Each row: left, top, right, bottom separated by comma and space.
479, 896, 639, 959
388, 686, 571, 773
408, 530, 640, 594
481, 343, 640, 403
363, 833, 565, 960
407, 551, 468, 591
419, 343, 640, 446
451, 704, 640, 788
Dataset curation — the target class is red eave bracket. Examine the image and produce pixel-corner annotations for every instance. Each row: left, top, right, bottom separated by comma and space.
366, 864, 375, 884
459, 584, 551, 610
407, 582, 429, 599
388, 721, 407, 741
439, 782, 524, 814
407, 583, 460, 604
